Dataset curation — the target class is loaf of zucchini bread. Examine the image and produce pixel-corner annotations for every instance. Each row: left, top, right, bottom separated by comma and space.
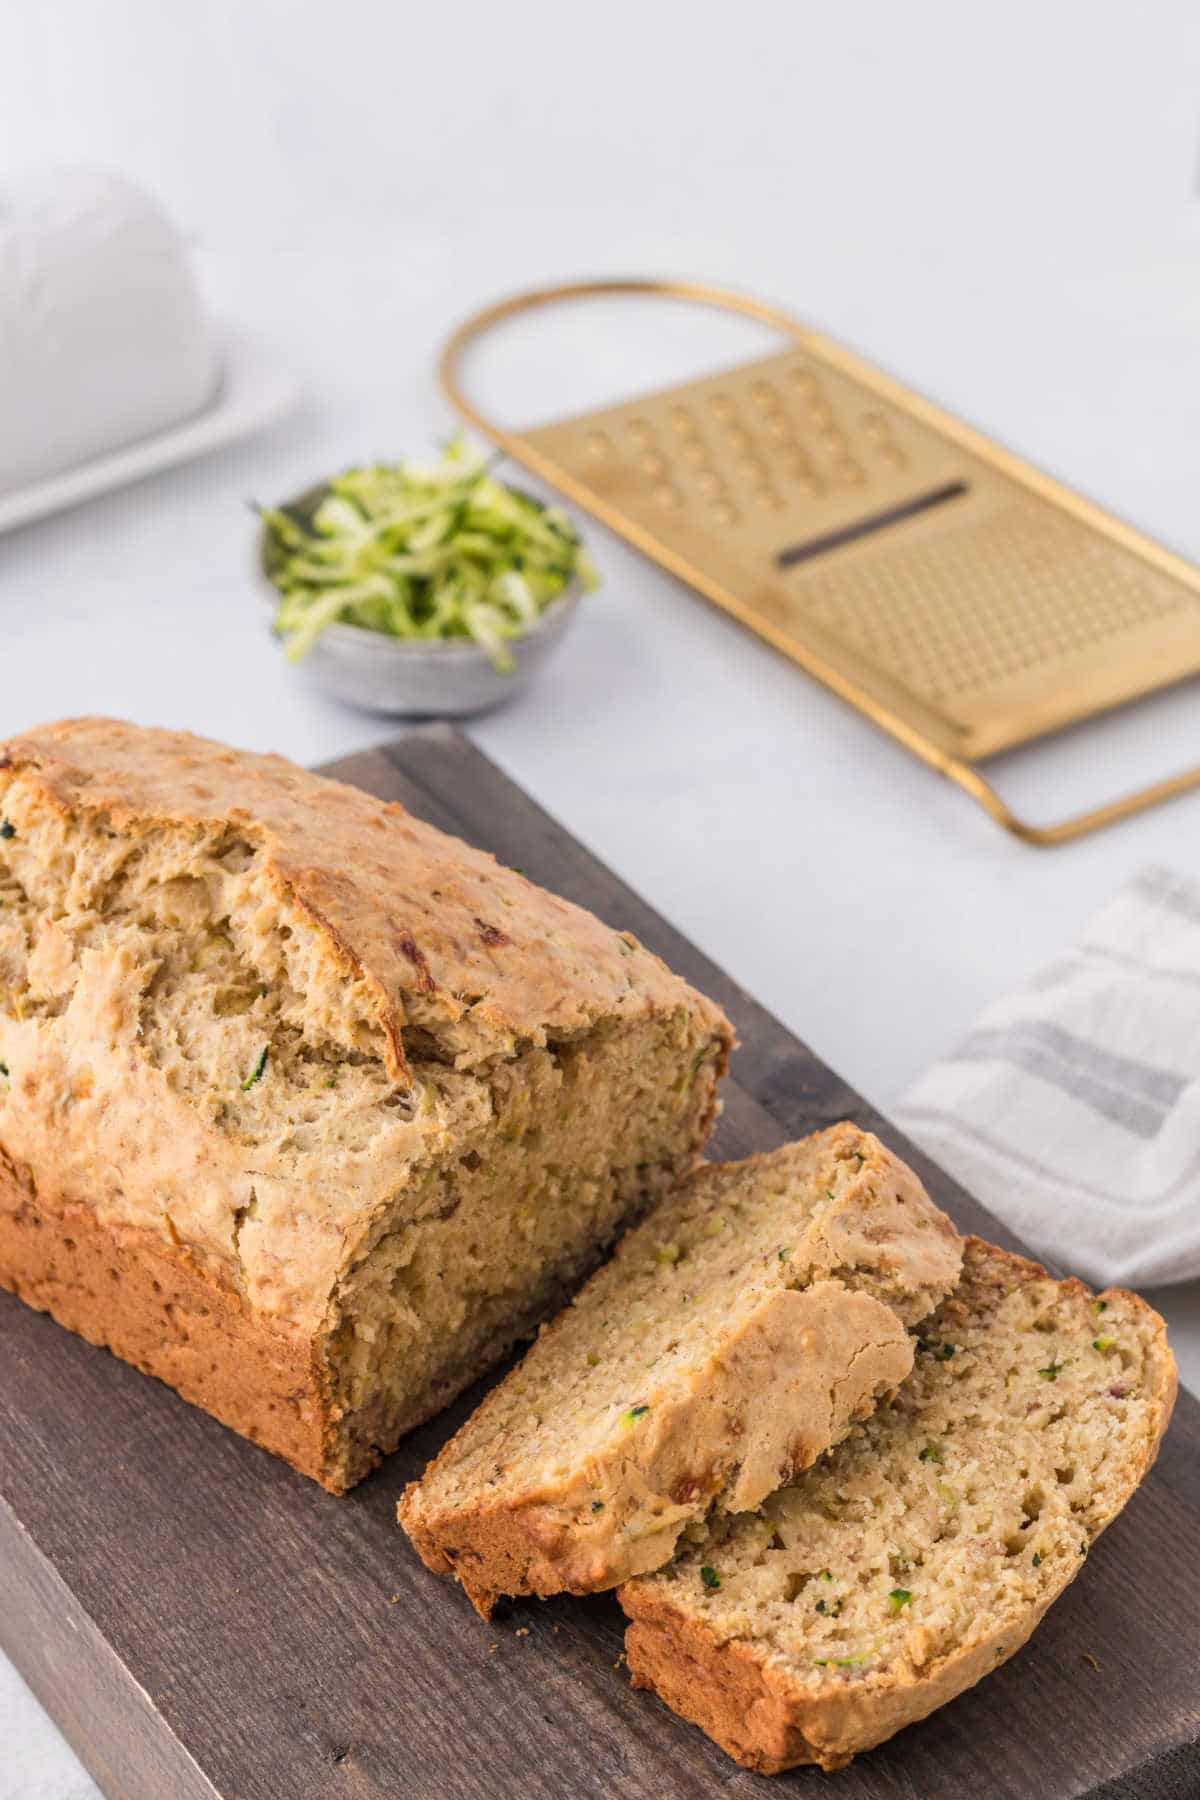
0, 719, 732, 1491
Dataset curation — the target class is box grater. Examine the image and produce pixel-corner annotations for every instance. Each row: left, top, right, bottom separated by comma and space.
440, 279, 1200, 844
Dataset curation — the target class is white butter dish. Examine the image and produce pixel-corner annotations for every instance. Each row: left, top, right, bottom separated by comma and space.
0, 167, 297, 534
0, 325, 297, 537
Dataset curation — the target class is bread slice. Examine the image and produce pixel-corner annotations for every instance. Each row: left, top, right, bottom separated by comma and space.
0, 719, 731, 1492
399, 1126, 962, 1614
620, 1236, 1176, 1773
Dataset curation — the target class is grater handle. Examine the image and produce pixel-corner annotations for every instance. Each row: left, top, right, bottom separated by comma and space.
946, 757, 1200, 847
439, 276, 802, 447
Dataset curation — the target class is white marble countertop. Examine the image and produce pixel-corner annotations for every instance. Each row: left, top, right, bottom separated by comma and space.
3, 3, 1200, 1793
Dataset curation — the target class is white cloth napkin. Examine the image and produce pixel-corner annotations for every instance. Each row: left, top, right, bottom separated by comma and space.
894, 866, 1200, 1290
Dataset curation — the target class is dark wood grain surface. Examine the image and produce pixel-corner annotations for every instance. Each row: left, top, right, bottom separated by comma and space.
1, 726, 1197, 1800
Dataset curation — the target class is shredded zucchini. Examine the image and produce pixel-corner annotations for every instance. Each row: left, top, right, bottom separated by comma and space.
259, 437, 598, 672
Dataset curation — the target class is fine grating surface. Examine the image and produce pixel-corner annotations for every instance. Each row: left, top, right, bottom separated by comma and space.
0, 727, 1198, 1800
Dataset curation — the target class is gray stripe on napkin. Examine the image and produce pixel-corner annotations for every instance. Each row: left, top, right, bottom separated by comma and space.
1080, 939, 1200, 994
1134, 866, 1200, 929
954, 1018, 1186, 1139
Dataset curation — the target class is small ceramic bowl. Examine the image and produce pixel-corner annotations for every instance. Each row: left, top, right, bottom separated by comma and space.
257, 483, 582, 718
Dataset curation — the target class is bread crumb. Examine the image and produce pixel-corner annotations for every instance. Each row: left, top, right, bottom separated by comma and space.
514, 1627, 529, 1637
387, 1593, 400, 1605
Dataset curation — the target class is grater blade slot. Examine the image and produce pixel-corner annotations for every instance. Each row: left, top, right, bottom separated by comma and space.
776, 481, 969, 569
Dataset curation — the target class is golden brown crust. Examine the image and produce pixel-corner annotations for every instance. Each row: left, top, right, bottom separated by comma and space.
619, 1238, 1178, 1773
1, 718, 729, 1087
0, 1151, 342, 1490
622, 1588, 1060, 1773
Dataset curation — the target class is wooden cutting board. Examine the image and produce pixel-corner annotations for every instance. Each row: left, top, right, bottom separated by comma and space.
1, 727, 1197, 1800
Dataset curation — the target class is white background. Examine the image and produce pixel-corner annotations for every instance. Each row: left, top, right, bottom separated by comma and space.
2, 3, 1199, 1793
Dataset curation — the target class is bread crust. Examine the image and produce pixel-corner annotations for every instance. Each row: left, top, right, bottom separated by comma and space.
622, 1576, 1064, 1773
0, 1150, 338, 1487
1, 719, 727, 1086
619, 1238, 1178, 1773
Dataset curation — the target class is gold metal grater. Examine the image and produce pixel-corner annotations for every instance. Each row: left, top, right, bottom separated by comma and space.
440, 279, 1200, 844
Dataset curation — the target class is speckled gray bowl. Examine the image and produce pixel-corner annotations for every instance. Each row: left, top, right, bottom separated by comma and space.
258, 483, 582, 718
